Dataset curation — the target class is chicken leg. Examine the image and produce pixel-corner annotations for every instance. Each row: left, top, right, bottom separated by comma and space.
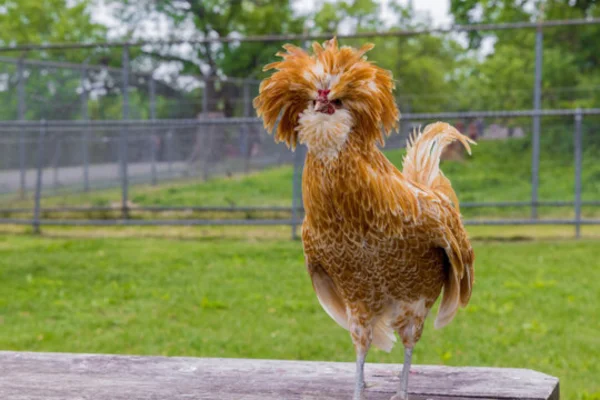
391, 347, 413, 400
353, 349, 367, 400
350, 316, 372, 400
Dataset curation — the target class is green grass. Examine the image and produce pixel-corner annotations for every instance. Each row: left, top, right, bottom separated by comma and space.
0, 233, 598, 399
5, 137, 599, 220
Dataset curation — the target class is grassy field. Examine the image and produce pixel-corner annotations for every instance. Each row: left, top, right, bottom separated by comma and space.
0, 231, 598, 399
3, 137, 600, 219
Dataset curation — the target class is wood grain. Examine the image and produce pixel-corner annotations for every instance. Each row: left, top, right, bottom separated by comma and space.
0, 351, 559, 400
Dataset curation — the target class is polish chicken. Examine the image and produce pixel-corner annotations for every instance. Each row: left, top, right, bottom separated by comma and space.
254, 38, 475, 400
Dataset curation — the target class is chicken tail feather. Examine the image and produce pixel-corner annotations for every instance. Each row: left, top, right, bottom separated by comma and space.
402, 122, 475, 210
434, 243, 474, 329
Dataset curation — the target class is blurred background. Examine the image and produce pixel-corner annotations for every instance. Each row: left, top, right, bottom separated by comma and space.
0, 0, 599, 234
0, 1, 598, 399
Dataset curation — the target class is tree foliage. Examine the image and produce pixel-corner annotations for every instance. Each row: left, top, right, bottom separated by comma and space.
107, 0, 306, 115
101, 0, 473, 115
0, 0, 107, 61
450, 0, 600, 109
0, 0, 598, 120
0, 0, 111, 119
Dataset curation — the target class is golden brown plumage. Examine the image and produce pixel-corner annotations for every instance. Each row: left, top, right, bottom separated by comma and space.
255, 38, 475, 400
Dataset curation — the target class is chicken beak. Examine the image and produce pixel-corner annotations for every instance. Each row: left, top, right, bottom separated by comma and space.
314, 100, 328, 113
314, 100, 334, 114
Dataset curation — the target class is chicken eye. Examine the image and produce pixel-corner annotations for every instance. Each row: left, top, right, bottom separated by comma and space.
332, 99, 343, 108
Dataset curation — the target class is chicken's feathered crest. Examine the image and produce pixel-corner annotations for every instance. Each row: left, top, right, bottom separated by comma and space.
253, 38, 399, 148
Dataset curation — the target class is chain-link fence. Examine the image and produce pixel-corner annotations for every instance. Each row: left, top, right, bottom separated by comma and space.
0, 109, 599, 239
0, 118, 285, 194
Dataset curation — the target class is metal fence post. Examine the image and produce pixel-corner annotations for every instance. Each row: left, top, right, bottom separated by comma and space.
574, 108, 583, 238
149, 75, 158, 185
199, 78, 210, 180
17, 57, 26, 199
291, 145, 305, 240
242, 80, 251, 173
122, 46, 130, 120
531, 25, 543, 219
32, 120, 46, 234
81, 64, 90, 192
121, 45, 130, 219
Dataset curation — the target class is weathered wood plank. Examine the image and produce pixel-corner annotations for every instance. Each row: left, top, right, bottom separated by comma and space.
0, 351, 559, 400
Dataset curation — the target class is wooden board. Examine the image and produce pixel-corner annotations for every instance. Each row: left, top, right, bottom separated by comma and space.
0, 351, 559, 400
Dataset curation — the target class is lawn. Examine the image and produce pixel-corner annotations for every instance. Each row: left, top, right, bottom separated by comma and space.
0, 232, 598, 399
3, 136, 600, 220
